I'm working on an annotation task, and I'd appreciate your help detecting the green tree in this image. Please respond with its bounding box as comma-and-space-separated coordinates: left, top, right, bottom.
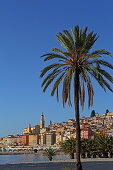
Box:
96, 135, 113, 158
43, 147, 56, 161
81, 138, 90, 158
60, 138, 76, 159
81, 138, 97, 158
40, 26, 113, 170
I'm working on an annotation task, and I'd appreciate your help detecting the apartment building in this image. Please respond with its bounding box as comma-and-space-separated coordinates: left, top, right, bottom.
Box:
45, 133, 56, 146
29, 135, 40, 146
14, 135, 22, 146
21, 135, 29, 146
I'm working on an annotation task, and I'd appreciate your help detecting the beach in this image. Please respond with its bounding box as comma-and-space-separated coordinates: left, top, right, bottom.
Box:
0, 159, 113, 170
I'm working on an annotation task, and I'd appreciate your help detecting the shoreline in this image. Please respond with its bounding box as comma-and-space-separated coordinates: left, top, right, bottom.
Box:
0, 158, 113, 164
0, 150, 44, 155
0, 159, 113, 170
0, 150, 63, 155
0, 152, 35, 155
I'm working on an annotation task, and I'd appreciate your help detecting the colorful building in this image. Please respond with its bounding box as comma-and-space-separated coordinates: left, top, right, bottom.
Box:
29, 135, 40, 146
21, 135, 29, 146
22, 124, 40, 135
14, 135, 22, 146
45, 133, 56, 146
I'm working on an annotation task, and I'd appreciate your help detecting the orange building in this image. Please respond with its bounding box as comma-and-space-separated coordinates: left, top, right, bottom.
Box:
21, 135, 29, 146
81, 125, 93, 139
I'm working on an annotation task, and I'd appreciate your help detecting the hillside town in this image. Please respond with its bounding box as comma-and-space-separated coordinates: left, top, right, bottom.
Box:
0, 110, 113, 150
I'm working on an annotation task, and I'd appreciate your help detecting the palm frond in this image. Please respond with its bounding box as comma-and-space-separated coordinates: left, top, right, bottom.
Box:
40, 64, 64, 77
63, 30, 75, 49
41, 69, 63, 87
44, 53, 67, 62
89, 50, 113, 57
87, 65, 113, 92
51, 72, 65, 97
91, 60, 113, 69
56, 32, 74, 52
62, 68, 73, 107
79, 80, 85, 109
81, 68, 94, 107
98, 68, 113, 83
51, 48, 72, 59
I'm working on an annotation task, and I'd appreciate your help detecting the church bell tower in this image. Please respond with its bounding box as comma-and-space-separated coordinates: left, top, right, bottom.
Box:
40, 112, 45, 129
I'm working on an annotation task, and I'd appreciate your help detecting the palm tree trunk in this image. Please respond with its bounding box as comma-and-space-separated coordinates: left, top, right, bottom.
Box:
74, 71, 82, 170
70, 153, 74, 159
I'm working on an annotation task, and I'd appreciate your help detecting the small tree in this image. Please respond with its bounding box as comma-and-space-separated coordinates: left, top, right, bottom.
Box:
43, 147, 56, 161
60, 138, 76, 159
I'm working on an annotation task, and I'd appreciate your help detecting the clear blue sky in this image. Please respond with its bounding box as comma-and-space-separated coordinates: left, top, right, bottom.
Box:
0, 0, 113, 137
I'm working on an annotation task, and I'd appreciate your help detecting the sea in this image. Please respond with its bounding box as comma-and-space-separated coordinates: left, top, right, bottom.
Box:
0, 153, 69, 164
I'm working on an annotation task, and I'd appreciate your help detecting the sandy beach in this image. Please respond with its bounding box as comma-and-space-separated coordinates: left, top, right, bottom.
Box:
0, 158, 113, 170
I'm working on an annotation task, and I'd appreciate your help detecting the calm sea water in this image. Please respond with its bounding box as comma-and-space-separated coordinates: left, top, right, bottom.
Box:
0, 153, 69, 164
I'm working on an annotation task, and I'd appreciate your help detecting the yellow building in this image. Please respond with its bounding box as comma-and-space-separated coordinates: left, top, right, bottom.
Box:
29, 135, 39, 146
22, 124, 40, 135
2, 137, 7, 146
6, 135, 14, 146
0, 138, 3, 147
106, 112, 113, 117
103, 112, 113, 117
56, 133, 63, 144
40, 127, 50, 134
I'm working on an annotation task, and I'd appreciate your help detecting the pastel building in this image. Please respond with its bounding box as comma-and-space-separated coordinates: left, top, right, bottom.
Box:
81, 126, 93, 139
56, 133, 63, 144
21, 135, 29, 146
0, 138, 3, 147
14, 135, 22, 146
40, 134, 46, 146
23, 124, 40, 135
45, 133, 56, 146
29, 135, 40, 146
2, 137, 7, 146
6, 135, 14, 146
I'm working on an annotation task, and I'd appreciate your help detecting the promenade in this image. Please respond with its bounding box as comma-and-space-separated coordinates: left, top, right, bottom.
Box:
0, 159, 113, 170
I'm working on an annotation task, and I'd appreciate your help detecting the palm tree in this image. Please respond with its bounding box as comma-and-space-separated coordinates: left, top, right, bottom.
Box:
108, 136, 113, 157
81, 138, 99, 158
81, 138, 91, 158
40, 25, 113, 170
90, 139, 98, 158
60, 138, 76, 159
96, 134, 113, 158
43, 147, 56, 161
